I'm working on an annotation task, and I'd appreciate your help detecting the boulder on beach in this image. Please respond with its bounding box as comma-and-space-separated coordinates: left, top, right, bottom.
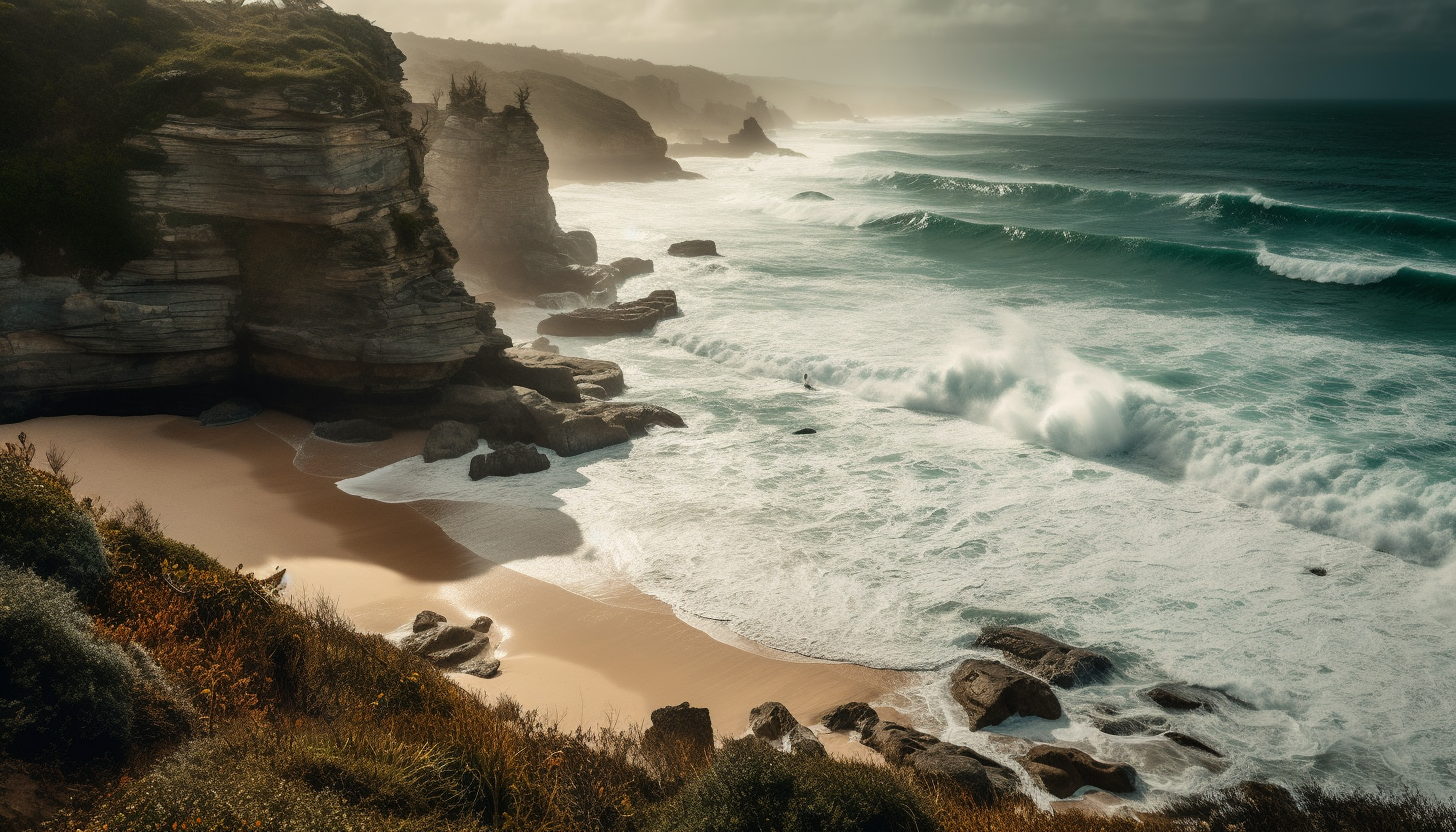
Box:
862, 721, 1015, 801
400, 612, 499, 677
413, 610, 447, 632
973, 626, 1113, 688
748, 701, 825, 756
667, 240, 718, 257
950, 658, 1062, 730
610, 257, 654, 278
1017, 744, 1136, 799
537, 290, 680, 337
643, 702, 715, 764
470, 616, 493, 634
313, 419, 392, 444
198, 398, 263, 427
423, 421, 480, 463
821, 701, 879, 734
470, 442, 551, 479
791, 191, 834, 201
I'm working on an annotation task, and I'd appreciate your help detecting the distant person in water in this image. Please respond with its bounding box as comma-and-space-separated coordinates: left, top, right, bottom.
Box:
803, 373, 815, 391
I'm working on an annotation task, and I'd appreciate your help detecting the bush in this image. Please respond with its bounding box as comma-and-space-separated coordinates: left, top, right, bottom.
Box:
648, 737, 931, 832
0, 566, 137, 763
0, 453, 109, 594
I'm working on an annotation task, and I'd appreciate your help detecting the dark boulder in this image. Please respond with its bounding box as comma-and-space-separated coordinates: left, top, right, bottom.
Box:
313, 419, 392, 443
1163, 732, 1222, 757
821, 702, 879, 733
863, 721, 1014, 802
610, 257, 654, 278
557, 229, 598, 265
1019, 745, 1136, 798
470, 442, 551, 479
423, 420, 480, 463
950, 659, 1062, 730
792, 428, 817, 435
457, 655, 501, 679
667, 240, 718, 257
401, 623, 477, 655
1095, 715, 1169, 736
974, 626, 1113, 688
748, 701, 825, 756
529, 336, 560, 354
1308, 567, 1328, 577
643, 702, 715, 764
198, 398, 263, 427
1144, 683, 1249, 713
537, 290, 679, 337
791, 191, 834, 201
413, 610, 447, 632
905, 745, 996, 802
862, 721, 938, 765
470, 616, 493, 634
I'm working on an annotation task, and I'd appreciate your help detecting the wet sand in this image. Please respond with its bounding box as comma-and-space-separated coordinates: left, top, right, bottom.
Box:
16, 413, 909, 743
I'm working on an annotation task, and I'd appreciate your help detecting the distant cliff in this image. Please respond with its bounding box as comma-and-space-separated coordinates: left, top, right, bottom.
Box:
393, 33, 768, 143
409, 61, 696, 184
0, 2, 502, 421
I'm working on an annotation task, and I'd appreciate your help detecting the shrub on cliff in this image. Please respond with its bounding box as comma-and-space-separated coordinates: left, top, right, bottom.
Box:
0, 566, 139, 763
648, 737, 931, 832
0, 448, 109, 594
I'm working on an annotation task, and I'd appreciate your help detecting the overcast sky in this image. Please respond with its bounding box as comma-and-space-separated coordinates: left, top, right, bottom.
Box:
332, 0, 1456, 98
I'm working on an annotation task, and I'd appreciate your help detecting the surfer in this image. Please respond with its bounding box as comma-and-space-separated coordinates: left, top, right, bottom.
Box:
803, 373, 815, 391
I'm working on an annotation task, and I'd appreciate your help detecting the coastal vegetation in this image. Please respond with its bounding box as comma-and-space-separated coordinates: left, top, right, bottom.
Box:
3, 432, 1455, 830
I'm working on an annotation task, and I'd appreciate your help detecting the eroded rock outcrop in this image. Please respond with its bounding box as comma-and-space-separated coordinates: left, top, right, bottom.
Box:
950, 659, 1062, 730
669, 117, 805, 159
537, 290, 679, 337
1017, 745, 1136, 798
973, 626, 1113, 688
643, 702, 715, 764
401, 610, 499, 678
748, 701, 824, 756
470, 442, 550, 478
2, 70, 498, 421
860, 721, 1016, 801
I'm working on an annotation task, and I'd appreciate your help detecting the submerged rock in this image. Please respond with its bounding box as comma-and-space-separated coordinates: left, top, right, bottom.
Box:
1144, 683, 1249, 713
1164, 731, 1222, 757
950, 659, 1062, 730
469, 442, 551, 478
973, 626, 1112, 688
1309, 567, 1329, 576
1095, 715, 1170, 736
313, 419, 392, 444
791, 191, 833, 201
423, 420, 479, 462
792, 428, 817, 435
667, 240, 718, 257
1018, 745, 1136, 799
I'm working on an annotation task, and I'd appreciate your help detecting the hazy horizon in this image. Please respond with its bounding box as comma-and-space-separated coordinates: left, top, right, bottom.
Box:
330, 0, 1456, 100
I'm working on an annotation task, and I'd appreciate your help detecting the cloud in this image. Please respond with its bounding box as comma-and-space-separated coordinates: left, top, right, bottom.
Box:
332, 0, 1456, 96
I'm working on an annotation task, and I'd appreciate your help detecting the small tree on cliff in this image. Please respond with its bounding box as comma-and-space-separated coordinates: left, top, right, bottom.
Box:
447, 73, 489, 119
512, 84, 532, 114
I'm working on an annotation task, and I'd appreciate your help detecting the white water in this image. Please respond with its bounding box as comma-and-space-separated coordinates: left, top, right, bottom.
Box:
340, 116, 1456, 802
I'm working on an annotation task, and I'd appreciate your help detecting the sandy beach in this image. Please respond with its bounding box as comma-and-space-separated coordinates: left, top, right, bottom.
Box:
13, 412, 908, 751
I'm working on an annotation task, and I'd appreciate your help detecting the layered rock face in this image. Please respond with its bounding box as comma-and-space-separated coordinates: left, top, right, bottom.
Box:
426, 104, 617, 299
2, 80, 497, 420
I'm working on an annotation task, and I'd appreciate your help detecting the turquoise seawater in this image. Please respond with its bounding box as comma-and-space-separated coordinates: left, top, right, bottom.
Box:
344, 102, 1456, 802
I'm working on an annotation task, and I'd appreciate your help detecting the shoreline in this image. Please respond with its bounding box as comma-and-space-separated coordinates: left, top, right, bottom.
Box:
15, 411, 910, 745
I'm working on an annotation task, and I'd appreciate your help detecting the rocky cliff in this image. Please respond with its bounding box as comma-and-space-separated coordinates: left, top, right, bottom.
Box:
1, 11, 504, 422
424, 100, 623, 300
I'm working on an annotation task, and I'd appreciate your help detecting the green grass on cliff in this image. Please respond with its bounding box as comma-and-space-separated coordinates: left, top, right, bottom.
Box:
2, 435, 1455, 832
0, 0, 408, 274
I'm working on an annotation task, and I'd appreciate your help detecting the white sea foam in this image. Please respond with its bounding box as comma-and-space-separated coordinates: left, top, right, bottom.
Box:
1256, 245, 1402, 285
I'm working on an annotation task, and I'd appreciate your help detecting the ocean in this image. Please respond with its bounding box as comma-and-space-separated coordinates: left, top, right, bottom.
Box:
340, 101, 1456, 801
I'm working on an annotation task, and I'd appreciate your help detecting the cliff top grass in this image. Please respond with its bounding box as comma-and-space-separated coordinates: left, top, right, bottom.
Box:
0, 0, 408, 274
